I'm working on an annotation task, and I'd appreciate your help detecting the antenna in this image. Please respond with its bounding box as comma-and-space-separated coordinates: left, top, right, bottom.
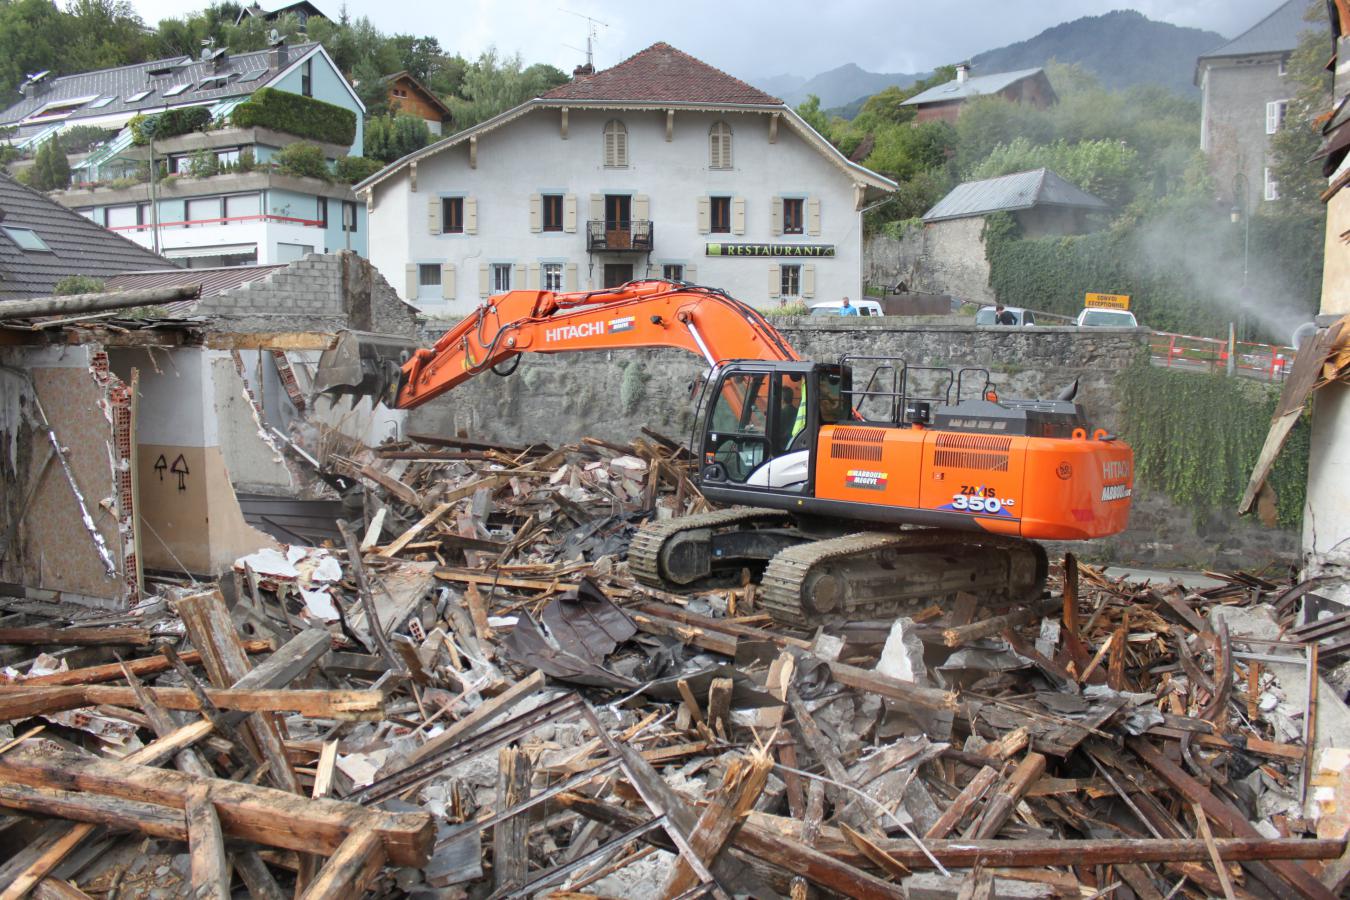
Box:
558, 8, 608, 69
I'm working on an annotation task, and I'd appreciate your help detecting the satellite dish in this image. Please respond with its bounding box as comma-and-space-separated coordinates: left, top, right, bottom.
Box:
1291, 321, 1318, 351
269, 28, 281, 44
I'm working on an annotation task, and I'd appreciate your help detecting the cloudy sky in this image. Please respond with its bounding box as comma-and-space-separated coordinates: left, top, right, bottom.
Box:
123, 0, 1286, 81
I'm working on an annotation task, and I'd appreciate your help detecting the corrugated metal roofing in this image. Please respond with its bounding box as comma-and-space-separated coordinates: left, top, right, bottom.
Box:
901, 67, 1045, 106
0, 43, 320, 141
1199, 0, 1306, 60
0, 174, 176, 302
922, 168, 1108, 223
102, 264, 286, 313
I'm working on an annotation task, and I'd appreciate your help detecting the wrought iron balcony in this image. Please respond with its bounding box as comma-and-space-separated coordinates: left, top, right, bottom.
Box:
586, 219, 653, 253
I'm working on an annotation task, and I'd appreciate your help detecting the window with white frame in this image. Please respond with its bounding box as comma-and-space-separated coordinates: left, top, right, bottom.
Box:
1264, 167, 1280, 201
492, 263, 512, 292
418, 264, 441, 292
781, 265, 802, 297
1278, 58, 1288, 76
603, 119, 628, 168
709, 121, 732, 169
543, 262, 563, 292
1266, 99, 1289, 134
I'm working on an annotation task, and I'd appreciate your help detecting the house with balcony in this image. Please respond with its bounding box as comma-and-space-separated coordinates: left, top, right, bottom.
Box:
0, 39, 368, 268
354, 42, 896, 315
1196, 0, 1307, 206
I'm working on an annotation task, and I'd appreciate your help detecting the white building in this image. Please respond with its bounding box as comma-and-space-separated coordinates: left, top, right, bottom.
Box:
356, 43, 895, 316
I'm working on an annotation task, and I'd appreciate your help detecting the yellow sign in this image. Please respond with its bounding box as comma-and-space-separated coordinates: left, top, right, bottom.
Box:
1085, 292, 1131, 310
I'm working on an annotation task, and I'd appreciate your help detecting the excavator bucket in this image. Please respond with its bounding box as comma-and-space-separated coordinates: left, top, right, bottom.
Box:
313, 330, 416, 408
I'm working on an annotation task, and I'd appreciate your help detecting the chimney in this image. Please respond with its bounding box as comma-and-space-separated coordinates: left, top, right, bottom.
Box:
214, 49, 230, 72
269, 37, 288, 69
955, 63, 970, 84
572, 63, 594, 80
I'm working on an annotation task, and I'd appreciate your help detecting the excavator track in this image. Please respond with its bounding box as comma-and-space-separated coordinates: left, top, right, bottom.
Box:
629, 508, 793, 589
760, 529, 1048, 630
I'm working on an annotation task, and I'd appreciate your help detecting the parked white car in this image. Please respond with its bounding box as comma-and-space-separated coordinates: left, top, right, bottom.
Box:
1076, 308, 1139, 328
809, 299, 884, 316
975, 306, 1037, 326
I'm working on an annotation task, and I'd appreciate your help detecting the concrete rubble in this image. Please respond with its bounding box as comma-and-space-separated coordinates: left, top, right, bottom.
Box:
1, 424, 1350, 899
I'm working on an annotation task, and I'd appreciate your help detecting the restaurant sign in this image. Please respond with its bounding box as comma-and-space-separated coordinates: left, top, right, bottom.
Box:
705, 243, 835, 257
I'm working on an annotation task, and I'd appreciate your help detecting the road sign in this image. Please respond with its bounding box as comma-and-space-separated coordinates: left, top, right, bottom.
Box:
1085, 292, 1131, 310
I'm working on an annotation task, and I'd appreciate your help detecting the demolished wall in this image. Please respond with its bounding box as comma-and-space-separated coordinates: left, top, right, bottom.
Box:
0, 344, 135, 605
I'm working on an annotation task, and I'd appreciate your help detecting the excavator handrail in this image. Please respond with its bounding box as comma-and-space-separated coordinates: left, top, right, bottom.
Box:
393, 280, 800, 409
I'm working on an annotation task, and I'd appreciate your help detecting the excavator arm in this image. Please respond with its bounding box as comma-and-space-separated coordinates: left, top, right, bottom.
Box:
321, 280, 800, 410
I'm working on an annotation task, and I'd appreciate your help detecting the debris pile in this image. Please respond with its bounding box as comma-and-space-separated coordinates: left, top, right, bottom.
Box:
0, 432, 1347, 898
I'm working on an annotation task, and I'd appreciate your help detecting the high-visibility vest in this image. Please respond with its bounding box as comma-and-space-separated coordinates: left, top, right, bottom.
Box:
789, 381, 808, 445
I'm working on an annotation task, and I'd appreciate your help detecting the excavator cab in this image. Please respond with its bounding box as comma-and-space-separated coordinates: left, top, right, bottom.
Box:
696, 361, 847, 493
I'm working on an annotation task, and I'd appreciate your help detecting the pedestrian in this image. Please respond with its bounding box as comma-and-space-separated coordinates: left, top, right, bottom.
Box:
839, 296, 860, 317
994, 304, 1017, 326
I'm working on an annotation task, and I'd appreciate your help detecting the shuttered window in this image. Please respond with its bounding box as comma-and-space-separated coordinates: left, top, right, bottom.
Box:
710, 196, 731, 234
782, 198, 804, 235
543, 263, 564, 291
442, 197, 464, 233
709, 121, 732, 169
603, 119, 628, 167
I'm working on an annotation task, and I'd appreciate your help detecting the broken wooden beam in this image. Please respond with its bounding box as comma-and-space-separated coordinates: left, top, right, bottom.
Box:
9, 642, 273, 687
0, 745, 434, 867
0, 684, 387, 721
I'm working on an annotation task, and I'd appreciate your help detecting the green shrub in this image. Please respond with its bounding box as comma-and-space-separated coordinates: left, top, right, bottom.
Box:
1119, 364, 1307, 529
364, 113, 431, 162
237, 148, 255, 172
53, 276, 104, 295
272, 142, 330, 181
131, 106, 212, 145
58, 125, 117, 155
334, 155, 383, 184
186, 147, 219, 178
231, 88, 357, 146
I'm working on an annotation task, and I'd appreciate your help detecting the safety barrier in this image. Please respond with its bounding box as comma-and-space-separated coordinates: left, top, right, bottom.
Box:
1149, 331, 1293, 382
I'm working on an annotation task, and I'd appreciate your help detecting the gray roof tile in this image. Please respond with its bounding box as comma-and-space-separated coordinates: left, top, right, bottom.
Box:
902, 67, 1046, 106
0, 174, 176, 301
1, 43, 319, 141
1199, 0, 1307, 60
922, 168, 1108, 222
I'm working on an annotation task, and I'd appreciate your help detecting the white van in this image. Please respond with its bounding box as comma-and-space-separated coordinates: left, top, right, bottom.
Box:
808, 299, 884, 317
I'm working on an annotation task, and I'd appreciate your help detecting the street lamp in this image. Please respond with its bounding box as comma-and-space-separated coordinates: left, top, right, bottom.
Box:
1228, 173, 1252, 375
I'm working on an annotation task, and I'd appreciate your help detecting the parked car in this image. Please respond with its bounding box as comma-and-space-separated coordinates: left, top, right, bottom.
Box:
1076, 308, 1138, 328
808, 299, 884, 317
975, 306, 1036, 326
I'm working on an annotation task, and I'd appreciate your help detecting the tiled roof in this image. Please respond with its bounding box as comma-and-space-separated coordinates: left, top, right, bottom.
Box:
1199, 0, 1306, 59
540, 43, 781, 106
923, 168, 1108, 223
0, 174, 176, 301
902, 67, 1046, 106
0, 43, 320, 141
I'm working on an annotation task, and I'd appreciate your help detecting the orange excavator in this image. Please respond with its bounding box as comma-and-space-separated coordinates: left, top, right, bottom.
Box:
317, 279, 1134, 628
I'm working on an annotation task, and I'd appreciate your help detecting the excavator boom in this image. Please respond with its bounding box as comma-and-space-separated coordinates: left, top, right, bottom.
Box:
322, 280, 799, 410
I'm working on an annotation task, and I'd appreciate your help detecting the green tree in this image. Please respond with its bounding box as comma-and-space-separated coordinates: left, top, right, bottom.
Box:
970, 137, 1142, 208
0, 0, 73, 103
795, 94, 831, 135
445, 50, 568, 129
862, 120, 957, 181
29, 136, 71, 190
1269, 3, 1330, 215
364, 113, 431, 162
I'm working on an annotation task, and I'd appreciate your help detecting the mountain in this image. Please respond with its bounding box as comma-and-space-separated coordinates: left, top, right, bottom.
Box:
968, 9, 1222, 97
759, 9, 1224, 113
778, 63, 926, 109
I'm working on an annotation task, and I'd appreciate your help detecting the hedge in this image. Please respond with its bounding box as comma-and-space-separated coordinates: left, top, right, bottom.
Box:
231, 87, 357, 147
984, 204, 1324, 344
1118, 364, 1307, 530
130, 106, 212, 145
334, 155, 383, 184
